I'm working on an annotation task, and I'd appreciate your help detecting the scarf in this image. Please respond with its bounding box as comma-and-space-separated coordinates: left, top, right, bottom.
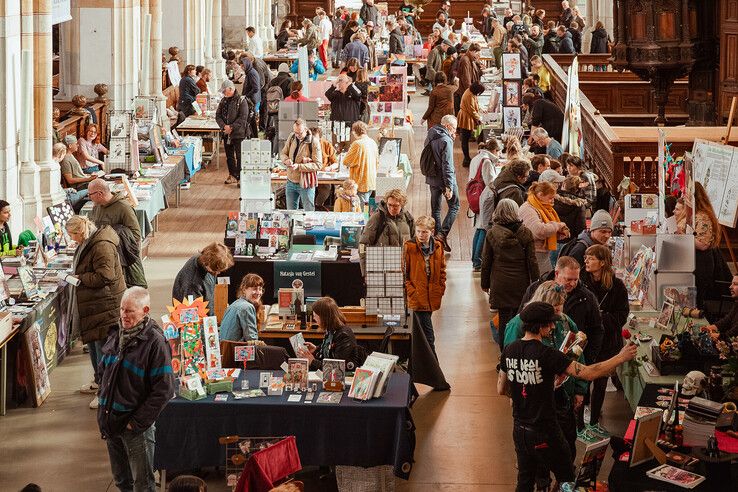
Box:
419, 239, 434, 278
527, 192, 560, 251
120, 317, 147, 350
338, 190, 360, 211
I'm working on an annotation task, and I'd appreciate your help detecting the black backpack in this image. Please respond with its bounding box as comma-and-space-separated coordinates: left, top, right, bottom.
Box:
420, 143, 440, 177
559, 236, 588, 259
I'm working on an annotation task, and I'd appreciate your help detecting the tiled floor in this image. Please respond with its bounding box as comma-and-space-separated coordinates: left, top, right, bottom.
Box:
0, 93, 632, 491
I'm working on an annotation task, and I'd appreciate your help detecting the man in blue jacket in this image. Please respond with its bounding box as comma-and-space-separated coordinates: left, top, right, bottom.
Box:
98, 287, 174, 492
424, 114, 459, 252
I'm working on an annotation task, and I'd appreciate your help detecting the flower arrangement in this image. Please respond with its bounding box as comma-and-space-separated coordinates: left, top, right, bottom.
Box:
715, 336, 738, 401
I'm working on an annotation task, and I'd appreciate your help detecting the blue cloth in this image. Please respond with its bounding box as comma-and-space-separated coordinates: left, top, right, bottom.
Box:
83, 165, 101, 174
285, 180, 316, 211
219, 298, 259, 342
430, 181, 459, 237
290, 59, 326, 81
154, 370, 415, 480
546, 139, 564, 159
342, 40, 370, 67
106, 424, 157, 492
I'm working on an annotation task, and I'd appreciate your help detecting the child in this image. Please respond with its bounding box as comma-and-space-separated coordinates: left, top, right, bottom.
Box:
334, 179, 362, 212
312, 127, 338, 210
404, 216, 447, 380
167, 475, 207, 492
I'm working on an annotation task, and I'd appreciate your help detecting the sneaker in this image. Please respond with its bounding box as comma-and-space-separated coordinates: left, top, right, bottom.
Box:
224, 175, 237, 184
89, 396, 99, 409
80, 382, 99, 394
606, 377, 617, 392
589, 423, 610, 436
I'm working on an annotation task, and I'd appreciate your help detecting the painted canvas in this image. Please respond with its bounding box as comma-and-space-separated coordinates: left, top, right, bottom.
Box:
25, 322, 51, 407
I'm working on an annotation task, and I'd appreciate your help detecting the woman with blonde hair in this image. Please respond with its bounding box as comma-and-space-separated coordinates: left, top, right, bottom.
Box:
220, 274, 265, 342
67, 215, 126, 409
581, 244, 629, 435
504, 279, 588, 469
172, 242, 234, 316
518, 181, 570, 275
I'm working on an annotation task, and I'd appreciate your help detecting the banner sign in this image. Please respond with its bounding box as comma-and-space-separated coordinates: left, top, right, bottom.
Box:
52, 0, 72, 25
273, 261, 321, 297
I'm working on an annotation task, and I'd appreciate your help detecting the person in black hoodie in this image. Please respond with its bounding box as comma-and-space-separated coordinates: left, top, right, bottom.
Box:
216, 80, 251, 184
325, 74, 362, 129
590, 21, 610, 54
240, 55, 261, 135
581, 244, 629, 436
98, 287, 174, 492
520, 255, 604, 365
568, 23, 582, 53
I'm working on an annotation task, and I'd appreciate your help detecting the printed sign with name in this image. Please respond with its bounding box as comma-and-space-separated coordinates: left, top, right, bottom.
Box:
273, 261, 321, 297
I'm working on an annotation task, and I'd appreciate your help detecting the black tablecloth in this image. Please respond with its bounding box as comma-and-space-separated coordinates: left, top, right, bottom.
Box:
154, 370, 416, 479
221, 258, 364, 305
607, 383, 737, 490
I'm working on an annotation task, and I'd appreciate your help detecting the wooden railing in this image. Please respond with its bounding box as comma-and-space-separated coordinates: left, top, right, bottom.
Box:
542, 54, 736, 194
53, 100, 109, 144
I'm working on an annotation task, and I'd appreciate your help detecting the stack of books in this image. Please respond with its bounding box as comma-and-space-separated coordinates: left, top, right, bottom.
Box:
347, 352, 399, 401
682, 397, 722, 447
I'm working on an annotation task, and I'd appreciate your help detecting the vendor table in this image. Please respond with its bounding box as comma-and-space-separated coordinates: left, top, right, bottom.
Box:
607, 383, 736, 490
368, 124, 417, 164
154, 370, 416, 479
176, 116, 221, 170
220, 255, 363, 306
0, 328, 18, 415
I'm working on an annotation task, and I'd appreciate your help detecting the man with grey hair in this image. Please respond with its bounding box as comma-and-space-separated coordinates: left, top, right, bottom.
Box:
532, 127, 564, 158
97, 286, 174, 492
424, 114, 459, 252
88, 178, 146, 288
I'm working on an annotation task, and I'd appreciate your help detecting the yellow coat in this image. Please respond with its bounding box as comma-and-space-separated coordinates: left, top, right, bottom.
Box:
457, 89, 481, 131
343, 135, 378, 193
333, 187, 362, 212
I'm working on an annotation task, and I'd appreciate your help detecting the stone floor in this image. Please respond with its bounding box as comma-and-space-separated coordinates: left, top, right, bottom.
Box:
0, 92, 633, 491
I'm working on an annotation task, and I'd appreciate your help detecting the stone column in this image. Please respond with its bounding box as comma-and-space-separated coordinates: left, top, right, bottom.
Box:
584, 0, 614, 54
19, 0, 41, 227
149, 0, 167, 125
263, 0, 274, 46
183, 0, 203, 65
204, 0, 215, 78
34, 0, 65, 208
212, 0, 225, 90
0, 2, 27, 232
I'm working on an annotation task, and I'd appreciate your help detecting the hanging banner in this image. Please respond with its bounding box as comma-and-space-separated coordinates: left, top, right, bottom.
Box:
561, 57, 583, 159
52, 0, 72, 25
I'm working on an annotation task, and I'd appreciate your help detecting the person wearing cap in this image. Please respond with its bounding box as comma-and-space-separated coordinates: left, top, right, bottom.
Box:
216, 80, 250, 185
558, 208, 613, 268
498, 299, 636, 492
538, 168, 565, 187
531, 127, 563, 159
269, 63, 294, 99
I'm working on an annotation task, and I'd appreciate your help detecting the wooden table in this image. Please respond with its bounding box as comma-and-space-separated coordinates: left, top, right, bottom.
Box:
176, 116, 221, 170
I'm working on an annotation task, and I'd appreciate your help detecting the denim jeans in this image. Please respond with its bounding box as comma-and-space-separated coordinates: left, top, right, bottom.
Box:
106, 424, 157, 492
65, 188, 89, 213
413, 311, 437, 359
83, 165, 101, 174
512, 422, 574, 492
472, 228, 486, 268
430, 182, 460, 237
285, 180, 316, 211
87, 340, 104, 385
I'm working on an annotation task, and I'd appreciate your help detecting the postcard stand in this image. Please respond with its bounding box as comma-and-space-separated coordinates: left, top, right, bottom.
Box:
240, 138, 274, 214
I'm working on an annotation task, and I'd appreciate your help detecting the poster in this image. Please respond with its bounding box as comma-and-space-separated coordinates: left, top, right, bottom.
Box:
52, 0, 72, 25
691, 139, 738, 227
561, 57, 583, 158
273, 262, 321, 297
502, 53, 522, 80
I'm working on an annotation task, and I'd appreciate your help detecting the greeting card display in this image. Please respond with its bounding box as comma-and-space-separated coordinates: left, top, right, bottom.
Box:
502, 106, 522, 130
259, 212, 290, 251
348, 367, 378, 400
166, 297, 211, 378
286, 358, 309, 391
203, 316, 222, 370
503, 80, 521, 106
322, 359, 346, 391
162, 315, 182, 375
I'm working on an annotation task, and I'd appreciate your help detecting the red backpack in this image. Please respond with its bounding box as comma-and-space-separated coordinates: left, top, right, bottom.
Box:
466, 158, 490, 215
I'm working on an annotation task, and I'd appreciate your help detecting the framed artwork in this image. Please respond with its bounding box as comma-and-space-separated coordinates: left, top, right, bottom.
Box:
502, 53, 523, 80
108, 139, 127, 167
25, 322, 51, 407
133, 97, 153, 120
502, 106, 522, 130
46, 202, 75, 228
656, 298, 675, 332
503, 80, 522, 106
108, 112, 129, 139
630, 409, 664, 467
378, 137, 402, 172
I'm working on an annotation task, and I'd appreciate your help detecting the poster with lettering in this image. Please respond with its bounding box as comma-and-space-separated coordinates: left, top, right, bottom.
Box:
273, 261, 321, 297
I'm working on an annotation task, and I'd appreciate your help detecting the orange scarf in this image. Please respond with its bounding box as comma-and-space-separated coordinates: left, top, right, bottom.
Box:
527, 192, 560, 251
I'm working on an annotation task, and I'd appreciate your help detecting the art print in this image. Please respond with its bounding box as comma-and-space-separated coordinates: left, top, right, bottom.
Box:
503, 81, 521, 106
656, 299, 675, 332
378, 137, 402, 172
502, 106, 522, 130
502, 53, 522, 80
203, 316, 221, 369
179, 307, 200, 324
234, 345, 256, 362
287, 358, 308, 391
25, 322, 51, 406
322, 359, 346, 391
259, 371, 271, 388
108, 139, 126, 166
109, 112, 129, 139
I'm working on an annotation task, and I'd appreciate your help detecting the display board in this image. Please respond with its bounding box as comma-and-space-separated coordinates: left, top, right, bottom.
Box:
692, 139, 738, 227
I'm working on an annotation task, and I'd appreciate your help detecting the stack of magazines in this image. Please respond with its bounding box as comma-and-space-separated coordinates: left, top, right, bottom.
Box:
348, 352, 399, 401
682, 397, 722, 447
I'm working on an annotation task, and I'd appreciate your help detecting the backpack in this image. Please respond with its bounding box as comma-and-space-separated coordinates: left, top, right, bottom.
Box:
420, 135, 445, 177
488, 184, 519, 214
558, 236, 588, 259
466, 158, 490, 215
266, 85, 283, 115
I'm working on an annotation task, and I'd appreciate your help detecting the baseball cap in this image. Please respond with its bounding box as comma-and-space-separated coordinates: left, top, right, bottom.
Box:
590, 209, 613, 231
539, 169, 565, 184
520, 302, 560, 326
220, 80, 235, 93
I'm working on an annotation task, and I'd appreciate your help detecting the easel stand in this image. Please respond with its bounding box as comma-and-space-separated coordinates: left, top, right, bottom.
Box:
720, 96, 738, 269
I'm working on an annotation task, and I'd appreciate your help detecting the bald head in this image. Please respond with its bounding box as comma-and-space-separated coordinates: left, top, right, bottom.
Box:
88, 178, 113, 205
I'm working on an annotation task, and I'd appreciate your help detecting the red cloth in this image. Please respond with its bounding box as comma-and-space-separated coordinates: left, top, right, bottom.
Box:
715, 430, 738, 453
235, 436, 302, 492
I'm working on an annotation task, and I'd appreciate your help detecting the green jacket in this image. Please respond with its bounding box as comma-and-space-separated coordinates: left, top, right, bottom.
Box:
504, 313, 588, 400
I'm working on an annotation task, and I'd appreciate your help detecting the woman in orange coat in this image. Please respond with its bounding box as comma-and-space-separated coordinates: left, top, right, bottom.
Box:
404, 215, 447, 359
456, 81, 486, 167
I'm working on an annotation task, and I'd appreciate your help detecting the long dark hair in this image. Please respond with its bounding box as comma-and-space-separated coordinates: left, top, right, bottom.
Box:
312, 297, 346, 332
585, 244, 614, 290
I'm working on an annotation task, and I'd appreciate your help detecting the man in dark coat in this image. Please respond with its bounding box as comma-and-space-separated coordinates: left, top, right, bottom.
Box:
98, 287, 174, 492
424, 115, 459, 252
325, 74, 363, 127
216, 80, 250, 184
520, 256, 604, 365
387, 20, 405, 56
556, 26, 576, 54
559, 0, 574, 27
559, 209, 613, 267
524, 93, 565, 142
568, 23, 582, 53
705, 275, 738, 340
492, 159, 530, 206
359, 0, 379, 26
269, 63, 294, 99
177, 64, 200, 118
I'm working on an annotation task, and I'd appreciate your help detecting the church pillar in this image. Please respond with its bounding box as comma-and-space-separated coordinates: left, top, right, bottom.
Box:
262, 0, 274, 45
211, 0, 225, 90
34, 0, 65, 208
149, 0, 166, 124
183, 0, 204, 66
0, 2, 28, 232
222, 1, 247, 49
19, 0, 41, 227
